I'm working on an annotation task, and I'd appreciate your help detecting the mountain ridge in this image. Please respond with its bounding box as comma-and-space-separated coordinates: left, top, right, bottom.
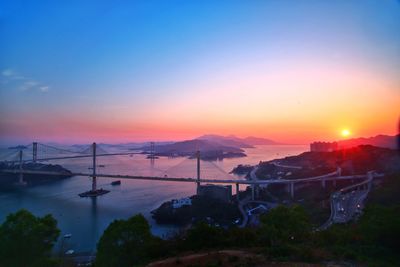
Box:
197, 134, 282, 146
337, 134, 399, 149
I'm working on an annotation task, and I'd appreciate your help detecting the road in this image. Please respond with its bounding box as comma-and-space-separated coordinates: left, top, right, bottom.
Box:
319, 172, 382, 230
331, 190, 367, 223
237, 166, 278, 227
238, 197, 277, 228
271, 161, 302, 170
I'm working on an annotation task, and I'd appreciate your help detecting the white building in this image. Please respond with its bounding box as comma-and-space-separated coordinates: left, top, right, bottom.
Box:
172, 198, 192, 209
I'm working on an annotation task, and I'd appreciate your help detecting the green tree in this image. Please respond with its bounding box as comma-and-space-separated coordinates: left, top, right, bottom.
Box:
0, 209, 60, 267
96, 214, 164, 267
357, 205, 400, 257
185, 223, 225, 250
258, 205, 311, 247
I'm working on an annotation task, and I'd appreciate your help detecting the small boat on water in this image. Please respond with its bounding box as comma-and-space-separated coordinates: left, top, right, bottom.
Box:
111, 180, 121, 186
79, 188, 110, 197
64, 233, 72, 238
65, 249, 74, 255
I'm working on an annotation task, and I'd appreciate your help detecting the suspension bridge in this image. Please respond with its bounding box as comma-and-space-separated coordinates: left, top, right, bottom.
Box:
0, 142, 378, 200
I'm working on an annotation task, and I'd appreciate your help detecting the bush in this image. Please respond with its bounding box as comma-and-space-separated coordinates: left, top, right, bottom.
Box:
0, 209, 60, 267
95, 214, 166, 267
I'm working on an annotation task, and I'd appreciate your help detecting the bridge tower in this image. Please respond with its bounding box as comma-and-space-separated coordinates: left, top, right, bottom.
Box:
92, 142, 97, 191
149, 142, 155, 166
32, 142, 38, 163
150, 142, 155, 157
196, 150, 200, 194
78, 142, 109, 197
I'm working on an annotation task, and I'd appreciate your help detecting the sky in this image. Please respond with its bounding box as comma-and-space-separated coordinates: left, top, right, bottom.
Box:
0, 0, 399, 145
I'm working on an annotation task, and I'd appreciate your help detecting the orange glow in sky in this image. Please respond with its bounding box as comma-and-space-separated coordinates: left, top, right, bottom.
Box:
341, 129, 351, 138
0, 1, 399, 145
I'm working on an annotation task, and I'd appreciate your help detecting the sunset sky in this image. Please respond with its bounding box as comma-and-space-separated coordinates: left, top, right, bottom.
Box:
0, 0, 399, 145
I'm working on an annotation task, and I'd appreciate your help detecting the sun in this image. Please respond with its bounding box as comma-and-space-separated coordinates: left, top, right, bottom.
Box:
341, 129, 351, 137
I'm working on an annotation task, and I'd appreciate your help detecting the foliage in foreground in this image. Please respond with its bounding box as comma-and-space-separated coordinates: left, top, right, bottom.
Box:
95, 214, 167, 267
0, 209, 60, 267
96, 202, 400, 267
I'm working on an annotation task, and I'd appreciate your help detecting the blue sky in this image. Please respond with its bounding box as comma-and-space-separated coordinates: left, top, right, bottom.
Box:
0, 0, 399, 144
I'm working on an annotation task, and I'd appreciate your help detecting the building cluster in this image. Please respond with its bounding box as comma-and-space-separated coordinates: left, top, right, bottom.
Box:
197, 184, 232, 202
310, 141, 338, 152
172, 197, 192, 209
172, 184, 232, 209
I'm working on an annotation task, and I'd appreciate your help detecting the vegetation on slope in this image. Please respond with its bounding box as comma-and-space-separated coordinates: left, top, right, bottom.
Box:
0, 209, 60, 267
94, 172, 400, 266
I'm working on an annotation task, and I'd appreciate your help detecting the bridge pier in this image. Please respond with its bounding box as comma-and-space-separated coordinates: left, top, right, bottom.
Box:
367, 172, 373, 191
337, 167, 342, 176
332, 179, 336, 188
321, 179, 326, 189
236, 183, 239, 201
17, 150, 26, 186
290, 182, 294, 199
251, 185, 255, 201
196, 150, 200, 195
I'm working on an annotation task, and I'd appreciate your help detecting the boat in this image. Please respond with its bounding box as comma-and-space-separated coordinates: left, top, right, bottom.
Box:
65, 249, 74, 255
79, 188, 110, 197
111, 180, 121, 186
63, 233, 72, 238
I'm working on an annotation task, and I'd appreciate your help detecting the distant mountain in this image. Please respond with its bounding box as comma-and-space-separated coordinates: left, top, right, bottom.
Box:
140, 139, 246, 160
197, 134, 254, 148
142, 139, 244, 154
337, 134, 399, 149
242, 136, 282, 145
197, 134, 282, 146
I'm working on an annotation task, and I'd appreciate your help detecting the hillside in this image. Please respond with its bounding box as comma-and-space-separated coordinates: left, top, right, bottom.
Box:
337, 134, 399, 149
267, 145, 400, 176
197, 134, 254, 148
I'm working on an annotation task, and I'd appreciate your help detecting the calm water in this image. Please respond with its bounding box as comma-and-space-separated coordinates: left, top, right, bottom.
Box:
0, 145, 307, 253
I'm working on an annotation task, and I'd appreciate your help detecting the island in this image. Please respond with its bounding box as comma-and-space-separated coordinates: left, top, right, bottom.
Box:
230, 164, 254, 175
140, 139, 247, 160
152, 194, 241, 227
0, 162, 73, 189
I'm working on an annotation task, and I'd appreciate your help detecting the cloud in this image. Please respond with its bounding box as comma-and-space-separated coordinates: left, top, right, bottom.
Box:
20, 80, 38, 91
2, 69, 14, 77
1, 69, 24, 80
39, 86, 50, 93
1, 68, 50, 93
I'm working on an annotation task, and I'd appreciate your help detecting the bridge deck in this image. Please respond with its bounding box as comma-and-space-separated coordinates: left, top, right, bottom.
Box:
0, 169, 369, 185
